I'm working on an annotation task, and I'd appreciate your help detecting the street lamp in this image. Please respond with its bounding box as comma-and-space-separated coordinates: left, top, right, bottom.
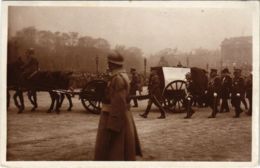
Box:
96, 55, 99, 74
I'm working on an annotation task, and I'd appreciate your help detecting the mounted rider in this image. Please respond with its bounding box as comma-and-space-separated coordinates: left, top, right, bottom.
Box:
21, 48, 39, 80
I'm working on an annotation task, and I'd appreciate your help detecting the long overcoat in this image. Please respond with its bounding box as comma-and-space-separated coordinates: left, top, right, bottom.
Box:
94, 68, 142, 161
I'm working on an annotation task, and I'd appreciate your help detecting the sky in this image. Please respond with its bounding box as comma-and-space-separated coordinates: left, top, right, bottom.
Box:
8, 6, 252, 56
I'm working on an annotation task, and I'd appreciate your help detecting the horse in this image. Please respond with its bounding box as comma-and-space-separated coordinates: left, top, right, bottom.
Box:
23, 70, 74, 113
7, 60, 26, 112
7, 61, 74, 113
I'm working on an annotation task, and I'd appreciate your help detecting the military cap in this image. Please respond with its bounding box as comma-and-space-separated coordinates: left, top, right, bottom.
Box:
221, 68, 230, 74
107, 51, 124, 65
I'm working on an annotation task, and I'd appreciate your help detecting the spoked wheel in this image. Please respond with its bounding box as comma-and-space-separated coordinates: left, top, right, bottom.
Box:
80, 80, 107, 114
163, 80, 187, 112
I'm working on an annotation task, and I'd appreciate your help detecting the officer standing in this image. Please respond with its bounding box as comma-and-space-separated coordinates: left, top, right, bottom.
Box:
129, 68, 141, 107
231, 68, 245, 118
94, 51, 142, 161
245, 73, 252, 116
207, 69, 221, 118
184, 72, 195, 119
140, 69, 166, 119
220, 68, 232, 113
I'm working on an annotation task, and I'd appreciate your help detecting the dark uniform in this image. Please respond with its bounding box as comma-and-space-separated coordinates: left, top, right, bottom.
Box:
21, 48, 39, 80
184, 72, 195, 119
208, 69, 221, 118
220, 68, 232, 113
231, 69, 245, 118
140, 70, 166, 119
129, 68, 141, 107
245, 74, 252, 116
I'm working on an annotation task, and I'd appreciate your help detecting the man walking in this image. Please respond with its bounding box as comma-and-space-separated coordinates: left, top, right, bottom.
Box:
207, 69, 221, 118
231, 68, 245, 118
94, 51, 142, 161
140, 69, 166, 119
129, 68, 141, 107
220, 68, 232, 113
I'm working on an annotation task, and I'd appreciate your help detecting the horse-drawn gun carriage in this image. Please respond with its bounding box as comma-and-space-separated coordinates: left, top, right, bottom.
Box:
78, 66, 208, 114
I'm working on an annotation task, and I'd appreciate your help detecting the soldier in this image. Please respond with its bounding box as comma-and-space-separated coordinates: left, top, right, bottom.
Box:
220, 68, 232, 113
139, 69, 166, 119
241, 75, 249, 111
245, 73, 252, 116
184, 72, 195, 119
207, 69, 221, 118
231, 68, 245, 118
21, 48, 39, 80
94, 51, 142, 161
129, 68, 141, 107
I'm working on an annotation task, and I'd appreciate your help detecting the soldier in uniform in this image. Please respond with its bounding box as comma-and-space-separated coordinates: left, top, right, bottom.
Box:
245, 73, 252, 116
94, 51, 142, 161
129, 68, 141, 107
231, 68, 245, 118
220, 68, 232, 113
207, 69, 221, 118
139, 69, 166, 119
184, 72, 195, 119
21, 48, 39, 80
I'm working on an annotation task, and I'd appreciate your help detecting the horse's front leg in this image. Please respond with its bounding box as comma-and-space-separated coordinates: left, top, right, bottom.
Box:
29, 90, 38, 112
47, 91, 55, 113
15, 90, 24, 113
54, 92, 60, 114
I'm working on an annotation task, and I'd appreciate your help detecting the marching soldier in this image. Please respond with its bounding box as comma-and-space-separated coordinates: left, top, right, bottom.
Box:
129, 68, 141, 107
94, 51, 142, 160
184, 72, 195, 119
231, 68, 245, 118
140, 69, 166, 119
207, 69, 221, 118
220, 68, 232, 113
245, 73, 252, 116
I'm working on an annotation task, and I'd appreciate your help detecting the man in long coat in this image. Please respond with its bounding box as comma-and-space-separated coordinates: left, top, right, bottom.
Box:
245, 73, 252, 116
220, 68, 232, 113
94, 51, 142, 161
231, 68, 245, 118
207, 69, 221, 118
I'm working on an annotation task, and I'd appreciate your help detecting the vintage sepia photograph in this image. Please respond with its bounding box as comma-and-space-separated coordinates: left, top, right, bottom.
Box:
1, 1, 259, 167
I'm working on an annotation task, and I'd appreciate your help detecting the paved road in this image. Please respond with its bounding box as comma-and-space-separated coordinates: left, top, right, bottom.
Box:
7, 91, 252, 161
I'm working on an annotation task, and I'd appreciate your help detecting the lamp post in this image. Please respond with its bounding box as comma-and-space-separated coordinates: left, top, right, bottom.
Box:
96, 55, 99, 74
144, 57, 147, 80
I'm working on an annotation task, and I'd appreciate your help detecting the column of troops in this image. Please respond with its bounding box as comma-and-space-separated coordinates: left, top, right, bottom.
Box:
130, 67, 252, 119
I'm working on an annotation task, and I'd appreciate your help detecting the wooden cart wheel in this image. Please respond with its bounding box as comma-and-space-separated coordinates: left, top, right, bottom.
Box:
163, 80, 187, 112
80, 80, 107, 114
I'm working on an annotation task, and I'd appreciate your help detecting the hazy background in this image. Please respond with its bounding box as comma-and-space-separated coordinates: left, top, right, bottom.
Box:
8, 6, 252, 72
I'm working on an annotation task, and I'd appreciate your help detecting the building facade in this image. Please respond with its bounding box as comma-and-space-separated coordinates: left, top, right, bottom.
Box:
221, 36, 252, 73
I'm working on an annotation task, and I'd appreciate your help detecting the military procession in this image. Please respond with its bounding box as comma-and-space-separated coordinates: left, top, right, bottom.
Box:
8, 47, 252, 120
5, 4, 255, 162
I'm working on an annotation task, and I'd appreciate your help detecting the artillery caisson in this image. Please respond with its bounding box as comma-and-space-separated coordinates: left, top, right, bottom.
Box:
78, 66, 207, 114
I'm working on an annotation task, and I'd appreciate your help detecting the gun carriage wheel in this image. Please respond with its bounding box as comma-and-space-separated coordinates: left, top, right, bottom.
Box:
163, 80, 187, 112
80, 80, 107, 114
